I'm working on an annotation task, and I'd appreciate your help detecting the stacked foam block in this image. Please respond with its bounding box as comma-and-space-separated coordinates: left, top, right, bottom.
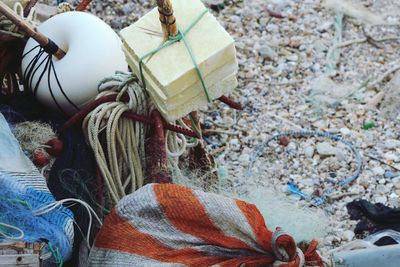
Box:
120, 0, 238, 122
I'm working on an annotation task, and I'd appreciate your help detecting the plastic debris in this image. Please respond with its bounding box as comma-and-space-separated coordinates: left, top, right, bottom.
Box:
362, 121, 376, 130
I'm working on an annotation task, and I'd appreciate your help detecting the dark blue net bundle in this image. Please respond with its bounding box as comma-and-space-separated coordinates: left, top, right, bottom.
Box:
48, 126, 105, 267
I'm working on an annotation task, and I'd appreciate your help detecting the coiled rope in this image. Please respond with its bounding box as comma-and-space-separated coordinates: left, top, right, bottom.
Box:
0, 1, 38, 38
82, 72, 150, 204
166, 119, 199, 180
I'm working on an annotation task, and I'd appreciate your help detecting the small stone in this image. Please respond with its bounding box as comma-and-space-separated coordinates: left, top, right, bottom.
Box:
335, 149, 346, 162
288, 39, 301, 49
287, 54, 299, 61
230, 139, 239, 146
340, 127, 351, 136
389, 193, 399, 208
239, 154, 250, 167
376, 184, 387, 194
316, 142, 337, 156
393, 178, 400, 189
110, 18, 123, 29
358, 176, 370, 189
230, 15, 241, 23
279, 136, 290, 147
318, 21, 333, 32
302, 178, 315, 186
384, 139, 400, 149
313, 40, 328, 53
384, 153, 400, 162
122, 3, 135, 15
372, 167, 385, 176
323, 235, 335, 245
304, 146, 315, 158
229, 138, 241, 151
311, 63, 321, 72
341, 230, 355, 241
258, 45, 277, 60
374, 195, 387, 204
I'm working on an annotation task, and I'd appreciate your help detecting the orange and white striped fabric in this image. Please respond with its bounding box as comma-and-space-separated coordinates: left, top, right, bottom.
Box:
89, 184, 323, 267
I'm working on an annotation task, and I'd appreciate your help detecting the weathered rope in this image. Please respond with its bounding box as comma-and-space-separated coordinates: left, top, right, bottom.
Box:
82, 72, 150, 204
271, 228, 306, 266
139, 9, 211, 102
248, 130, 363, 205
0, 1, 38, 38
166, 119, 199, 181
23, 0, 38, 17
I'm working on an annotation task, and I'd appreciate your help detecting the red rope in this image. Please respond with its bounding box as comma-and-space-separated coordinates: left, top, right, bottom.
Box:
145, 110, 172, 184
23, 0, 39, 17
63, 94, 197, 138
218, 95, 243, 110
75, 0, 92, 11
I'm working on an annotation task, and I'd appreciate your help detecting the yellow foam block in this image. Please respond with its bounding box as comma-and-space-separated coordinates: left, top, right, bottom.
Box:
120, 0, 238, 101
123, 47, 237, 110
157, 72, 238, 122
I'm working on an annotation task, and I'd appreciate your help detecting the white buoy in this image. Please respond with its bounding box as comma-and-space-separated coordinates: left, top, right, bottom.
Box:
21, 11, 128, 115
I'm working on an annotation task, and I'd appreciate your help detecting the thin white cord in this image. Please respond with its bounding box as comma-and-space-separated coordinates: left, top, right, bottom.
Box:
166, 131, 187, 158
33, 198, 102, 248
0, 222, 24, 240
82, 72, 149, 204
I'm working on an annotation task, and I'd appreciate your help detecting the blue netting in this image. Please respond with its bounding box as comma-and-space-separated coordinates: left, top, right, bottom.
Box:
0, 176, 74, 261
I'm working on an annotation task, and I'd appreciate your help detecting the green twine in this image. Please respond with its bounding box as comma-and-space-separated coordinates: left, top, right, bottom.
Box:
48, 242, 63, 267
0, 197, 32, 210
189, 113, 202, 138
139, 9, 211, 103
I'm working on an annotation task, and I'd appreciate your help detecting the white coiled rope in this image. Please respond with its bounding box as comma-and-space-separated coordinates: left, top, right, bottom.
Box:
82, 72, 150, 204
166, 118, 199, 181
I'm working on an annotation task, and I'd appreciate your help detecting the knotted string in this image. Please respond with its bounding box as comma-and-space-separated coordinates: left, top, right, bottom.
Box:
139, 9, 211, 102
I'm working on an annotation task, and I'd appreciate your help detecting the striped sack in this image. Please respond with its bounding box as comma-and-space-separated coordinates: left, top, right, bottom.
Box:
89, 183, 323, 267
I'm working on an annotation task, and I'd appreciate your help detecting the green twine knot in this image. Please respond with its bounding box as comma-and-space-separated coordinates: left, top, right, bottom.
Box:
168, 32, 182, 42
139, 9, 211, 103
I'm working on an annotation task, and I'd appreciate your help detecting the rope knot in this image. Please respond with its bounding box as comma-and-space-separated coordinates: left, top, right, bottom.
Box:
168, 30, 183, 42
272, 228, 297, 262
271, 228, 324, 267
138, 9, 212, 104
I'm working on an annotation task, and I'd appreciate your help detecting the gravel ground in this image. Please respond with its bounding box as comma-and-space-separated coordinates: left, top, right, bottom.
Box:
57, 0, 400, 257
